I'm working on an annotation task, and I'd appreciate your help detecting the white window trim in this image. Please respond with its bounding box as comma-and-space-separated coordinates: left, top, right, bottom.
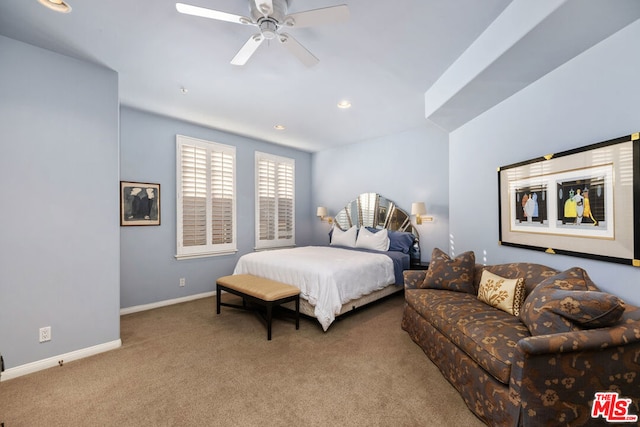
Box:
176, 135, 237, 260
255, 151, 295, 250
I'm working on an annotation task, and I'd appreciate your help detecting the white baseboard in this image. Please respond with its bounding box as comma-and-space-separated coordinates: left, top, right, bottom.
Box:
1, 293, 216, 382
1, 339, 122, 382
119, 291, 215, 315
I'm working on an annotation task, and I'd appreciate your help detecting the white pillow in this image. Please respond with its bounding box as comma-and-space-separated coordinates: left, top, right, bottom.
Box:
355, 227, 390, 251
330, 226, 357, 247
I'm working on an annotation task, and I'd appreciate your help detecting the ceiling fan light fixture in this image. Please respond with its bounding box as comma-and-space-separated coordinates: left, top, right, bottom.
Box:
259, 19, 278, 39
38, 0, 72, 13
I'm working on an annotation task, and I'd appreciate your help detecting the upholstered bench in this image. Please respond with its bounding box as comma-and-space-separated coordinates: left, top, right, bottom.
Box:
216, 274, 300, 340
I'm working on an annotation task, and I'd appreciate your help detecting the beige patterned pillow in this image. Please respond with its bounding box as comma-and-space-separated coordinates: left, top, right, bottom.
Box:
477, 270, 526, 316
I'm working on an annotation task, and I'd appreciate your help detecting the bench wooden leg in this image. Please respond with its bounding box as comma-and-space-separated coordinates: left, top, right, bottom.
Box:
266, 303, 273, 341
295, 296, 300, 330
216, 285, 221, 314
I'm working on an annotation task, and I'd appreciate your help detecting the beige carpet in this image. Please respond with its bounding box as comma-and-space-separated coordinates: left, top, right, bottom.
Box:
0, 293, 484, 426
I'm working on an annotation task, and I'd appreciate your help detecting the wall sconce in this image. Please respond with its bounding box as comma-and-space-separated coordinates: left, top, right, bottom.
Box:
316, 206, 333, 224
411, 202, 433, 225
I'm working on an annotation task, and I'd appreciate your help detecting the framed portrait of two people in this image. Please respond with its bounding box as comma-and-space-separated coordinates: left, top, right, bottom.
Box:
120, 181, 161, 226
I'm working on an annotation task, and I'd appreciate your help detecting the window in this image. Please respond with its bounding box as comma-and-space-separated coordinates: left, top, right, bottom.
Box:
255, 152, 295, 249
176, 135, 236, 259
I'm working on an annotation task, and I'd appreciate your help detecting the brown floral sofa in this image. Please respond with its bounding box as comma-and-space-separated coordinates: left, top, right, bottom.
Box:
401, 249, 640, 426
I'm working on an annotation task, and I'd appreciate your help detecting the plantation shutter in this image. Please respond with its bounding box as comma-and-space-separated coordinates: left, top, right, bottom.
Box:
257, 158, 276, 242
277, 161, 294, 240
176, 135, 236, 259
181, 144, 207, 247
255, 152, 295, 249
211, 151, 234, 245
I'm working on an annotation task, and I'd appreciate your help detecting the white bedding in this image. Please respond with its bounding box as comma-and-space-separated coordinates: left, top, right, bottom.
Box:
233, 246, 395, 331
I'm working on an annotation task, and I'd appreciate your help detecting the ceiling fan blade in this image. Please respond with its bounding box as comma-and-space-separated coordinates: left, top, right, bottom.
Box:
254, 0, 273, 16
176, 3, 252, 25
283, 5, 349, 28
231, 34, 264, 66
278, 33, 319, 67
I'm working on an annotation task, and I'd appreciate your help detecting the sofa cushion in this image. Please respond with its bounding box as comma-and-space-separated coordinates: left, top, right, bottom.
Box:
420, 248, 475, 294
520, 267, 625, 335
406, 288, 530, 384
477, 270, 526, 316
472, 263, 560, 295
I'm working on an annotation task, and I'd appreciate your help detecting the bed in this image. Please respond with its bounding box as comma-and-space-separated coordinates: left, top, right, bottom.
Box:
233, 193, 419, 331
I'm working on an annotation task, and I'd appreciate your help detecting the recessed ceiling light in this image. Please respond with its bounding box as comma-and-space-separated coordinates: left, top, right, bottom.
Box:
180, 87, 188, 94
337, 100, 351, 109
38, 0, 72, 13
274, 125, 286, 130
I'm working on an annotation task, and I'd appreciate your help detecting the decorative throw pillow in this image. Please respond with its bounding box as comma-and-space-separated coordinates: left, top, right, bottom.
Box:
330, 226, 357, 248
477, 270, 526, 316
550, 290, 625, 327
419, 248, 475, 294
520, 267, 626, 336
355, 227, 390, 251
387, 231, 415, 253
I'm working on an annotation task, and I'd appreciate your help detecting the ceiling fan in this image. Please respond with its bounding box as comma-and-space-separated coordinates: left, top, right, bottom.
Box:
176, 0, 349, 67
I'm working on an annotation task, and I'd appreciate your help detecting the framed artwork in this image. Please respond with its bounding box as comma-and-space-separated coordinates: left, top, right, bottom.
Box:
498, 133, 639, 266
120, 181, 161, 226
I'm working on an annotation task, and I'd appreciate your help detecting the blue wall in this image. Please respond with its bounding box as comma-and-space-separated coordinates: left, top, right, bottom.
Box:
449, 20, 640, 306
311, 124, 450, 260
0, 36, 120, 368
119, 107, 313, 309
4, 17, 639, 373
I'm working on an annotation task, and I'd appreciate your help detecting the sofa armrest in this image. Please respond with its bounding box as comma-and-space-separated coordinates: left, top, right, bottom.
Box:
508, 321, 640, 425
517, 321, 640, 355
404, 270, 427, 289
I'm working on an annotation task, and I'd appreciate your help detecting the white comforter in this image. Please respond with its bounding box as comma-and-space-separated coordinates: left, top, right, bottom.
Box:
233, 246, 395, 331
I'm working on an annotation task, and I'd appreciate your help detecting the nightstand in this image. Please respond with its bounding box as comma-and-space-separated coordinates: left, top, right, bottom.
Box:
410, 261, 429, 270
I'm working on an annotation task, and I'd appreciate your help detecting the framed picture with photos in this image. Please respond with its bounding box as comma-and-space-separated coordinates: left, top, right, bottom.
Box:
498, 133, 639, 266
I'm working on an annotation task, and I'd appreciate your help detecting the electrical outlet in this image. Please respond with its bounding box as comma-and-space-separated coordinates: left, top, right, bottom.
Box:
39, 326, 51, 343
179, 277, 186, 287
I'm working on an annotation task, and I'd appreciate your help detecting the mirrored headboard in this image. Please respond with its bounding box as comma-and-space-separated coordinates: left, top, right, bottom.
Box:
333, 193, 417, 238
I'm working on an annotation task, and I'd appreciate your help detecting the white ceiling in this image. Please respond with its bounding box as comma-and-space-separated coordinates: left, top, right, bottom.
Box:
1, 0, 639, 152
